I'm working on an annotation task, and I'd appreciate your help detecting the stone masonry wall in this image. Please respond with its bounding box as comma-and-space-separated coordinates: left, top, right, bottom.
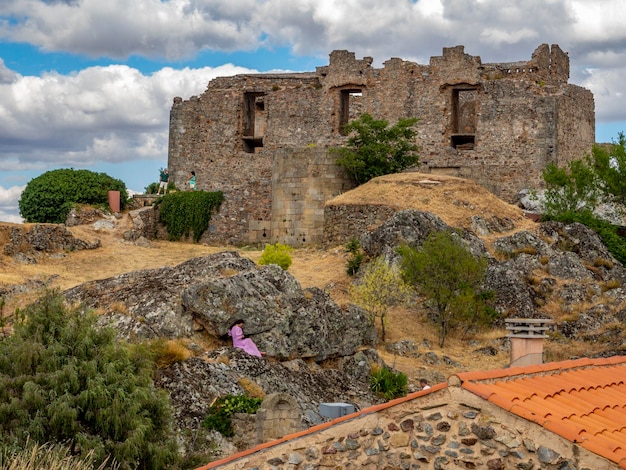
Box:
271, 148, 354, 246
168, 44, 594, 246
203, 382, 613, 470
323, 204, 396, 246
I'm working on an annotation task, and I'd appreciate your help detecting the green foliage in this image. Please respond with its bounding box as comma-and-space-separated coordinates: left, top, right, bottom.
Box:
543, 210, 626, 265
369, 366, 408, 401
590, 132, 626, 207
539, 132, 626, 264
0, 290, 179, 469
257, 243, 293, 270
345, 237, 365, 276
18, 168, 129, 223
157, 190, 224, 242
399, 231, 494, 347
332, 113, 420, 186
202, 395, 262, 437
350, 256, 411, 342
542, 159, 599, 219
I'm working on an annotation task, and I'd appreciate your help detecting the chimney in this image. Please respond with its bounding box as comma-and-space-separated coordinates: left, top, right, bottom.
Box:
505, 318, 552, 367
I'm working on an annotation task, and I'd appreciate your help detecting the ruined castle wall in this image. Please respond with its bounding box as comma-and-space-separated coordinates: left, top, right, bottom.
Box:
323, 204, 397, 246
168, 44, 595, 246
555, 84, 596, 169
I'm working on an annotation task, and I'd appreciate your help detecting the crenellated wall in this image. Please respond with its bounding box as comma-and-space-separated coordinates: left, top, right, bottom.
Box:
168, 44, 594, 246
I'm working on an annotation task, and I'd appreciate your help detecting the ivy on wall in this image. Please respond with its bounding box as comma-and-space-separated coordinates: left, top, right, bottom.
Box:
156, 191, 224, 242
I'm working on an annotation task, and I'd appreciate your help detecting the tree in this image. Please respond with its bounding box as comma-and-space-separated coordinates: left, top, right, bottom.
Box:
350, 256, 411, 342
0, 290, 179, 469
542, 159, 599, 219
18, 168, 129, 223
398, 231, 494, 347
332, 114, 420, 186
539, 133, 626, 265
590, 131, 626, 207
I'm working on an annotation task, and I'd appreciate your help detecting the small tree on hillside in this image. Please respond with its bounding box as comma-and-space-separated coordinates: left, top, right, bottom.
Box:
332, 113, 420, 186
350, 256, 412, 342
542, 159, 599, 219
398, 231, 495, 347
591, 131, 626, 207
0, 290, 179, 469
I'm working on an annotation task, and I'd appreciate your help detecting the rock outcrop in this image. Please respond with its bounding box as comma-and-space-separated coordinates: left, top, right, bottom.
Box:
64, 251, 377, 360
1, 223, 100, 261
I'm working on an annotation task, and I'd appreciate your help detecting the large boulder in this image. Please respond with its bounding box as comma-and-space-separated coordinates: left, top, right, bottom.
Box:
64, 251, 377, 361
360, 209, 491, 261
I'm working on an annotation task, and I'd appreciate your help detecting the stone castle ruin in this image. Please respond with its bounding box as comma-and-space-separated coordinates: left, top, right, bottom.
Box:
167, 44, 594, 246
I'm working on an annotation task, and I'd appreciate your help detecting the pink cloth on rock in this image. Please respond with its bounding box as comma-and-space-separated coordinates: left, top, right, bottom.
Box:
228, 325, 262, 357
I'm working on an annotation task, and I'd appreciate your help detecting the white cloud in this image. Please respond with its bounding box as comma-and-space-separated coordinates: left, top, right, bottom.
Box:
0, 0, 262, 59
0, 62, 256, 170
0, 185, 25, 223
580, 67, 626, 124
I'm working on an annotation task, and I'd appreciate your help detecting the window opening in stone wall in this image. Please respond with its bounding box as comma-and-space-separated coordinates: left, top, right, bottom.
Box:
243, 92, 266, 153
339, 88, 363, 135
451, 88, 477, 150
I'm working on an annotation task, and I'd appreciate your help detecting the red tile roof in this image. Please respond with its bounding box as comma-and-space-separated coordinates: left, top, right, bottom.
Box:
457, 355, 626, 468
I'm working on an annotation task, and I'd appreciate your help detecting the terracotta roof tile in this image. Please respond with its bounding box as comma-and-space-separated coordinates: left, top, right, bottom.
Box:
458, 355, 626, 467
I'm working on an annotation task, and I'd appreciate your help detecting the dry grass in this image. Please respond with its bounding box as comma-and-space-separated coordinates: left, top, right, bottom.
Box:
328, 172, 537, 235
0, 174, 543, 382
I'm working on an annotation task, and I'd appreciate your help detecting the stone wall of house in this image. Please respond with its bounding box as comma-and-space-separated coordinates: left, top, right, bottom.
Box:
168, 44, 595, 246
204, 381, 612, 470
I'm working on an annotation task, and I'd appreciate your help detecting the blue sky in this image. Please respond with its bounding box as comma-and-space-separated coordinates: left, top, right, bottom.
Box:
0, 0, 625, 223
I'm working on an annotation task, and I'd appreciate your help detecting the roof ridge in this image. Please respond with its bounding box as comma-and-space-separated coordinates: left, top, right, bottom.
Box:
456, 355, 626, 384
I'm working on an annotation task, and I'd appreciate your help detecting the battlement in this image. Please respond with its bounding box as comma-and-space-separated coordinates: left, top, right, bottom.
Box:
167, 44, 594, 246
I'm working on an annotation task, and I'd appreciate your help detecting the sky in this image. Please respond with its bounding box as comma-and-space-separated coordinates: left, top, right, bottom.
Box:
0, 0, 625, 223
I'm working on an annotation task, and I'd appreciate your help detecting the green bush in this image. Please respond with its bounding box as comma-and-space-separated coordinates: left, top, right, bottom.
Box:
18, 168, 129, 223
156, 190, 224, 242
345, 237, 365, 276
369, 366, 408, 401
202, 395, 262, 437
332, 113, 420, 186
257, 243, 293, 270
0, 290, 179, 469
543, 210, 626, 265
398, 231, 494, 347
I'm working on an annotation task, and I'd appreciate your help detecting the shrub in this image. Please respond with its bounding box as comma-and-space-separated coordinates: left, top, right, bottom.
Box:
202, 395, 263, 437
345, 237, 365, 276
257, 243, 293, 270
399, 231, 495, 347
350, 256, 411, 342
332, 113, 420, 186
0, 290, 179, 469
369, 366, 408, 401
18, 168, 129, 223
157, 190, 224, 242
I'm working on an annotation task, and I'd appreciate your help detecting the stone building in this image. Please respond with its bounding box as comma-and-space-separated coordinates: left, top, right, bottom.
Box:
196, 356, 626, 470
167, 44, 594, 246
